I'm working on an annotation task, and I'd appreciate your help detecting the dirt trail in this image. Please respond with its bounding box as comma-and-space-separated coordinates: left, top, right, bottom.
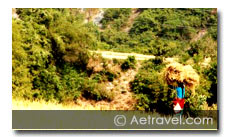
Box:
90, 50, 178, 63
76, 63, 141, 110
90, 50, 155, 60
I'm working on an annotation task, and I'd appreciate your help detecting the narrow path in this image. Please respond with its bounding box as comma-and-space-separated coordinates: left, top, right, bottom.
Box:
90, 50, 155, 60
90, 50, 178, 63
76, 62, 141, 110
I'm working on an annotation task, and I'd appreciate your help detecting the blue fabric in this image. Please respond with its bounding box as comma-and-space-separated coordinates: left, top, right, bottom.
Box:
176, 87, 185, 98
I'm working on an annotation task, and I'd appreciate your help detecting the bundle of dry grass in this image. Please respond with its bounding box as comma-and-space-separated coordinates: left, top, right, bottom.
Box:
183, 65, 200, 94
164, 62, 185, 87
164, 62, 199, 93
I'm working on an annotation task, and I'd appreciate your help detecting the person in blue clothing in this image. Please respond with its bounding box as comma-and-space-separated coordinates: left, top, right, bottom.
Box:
173, 82, 185, 114
176, 82, 185, 99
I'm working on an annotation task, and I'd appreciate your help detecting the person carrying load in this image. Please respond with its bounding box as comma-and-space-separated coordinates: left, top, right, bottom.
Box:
164, 62, 199, 114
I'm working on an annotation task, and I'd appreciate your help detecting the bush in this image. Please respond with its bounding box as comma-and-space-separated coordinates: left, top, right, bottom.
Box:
101, 8, 131, 30
92, 69, 118, 82
32, 64, 84, 102
82, 80, 114, 101
32, 65, 63, 101
204, 62, 217, 105
112, 58, 123, 65
12, 19, 33, 99
62, 44, 90, 69
148, 39, 182, 57
121, 56, 136, 71
131, 60, 174, 114
12, 16, 52, 99
129, 9, 160, 35
49, 10, 97, 69
100, 29, 130, 48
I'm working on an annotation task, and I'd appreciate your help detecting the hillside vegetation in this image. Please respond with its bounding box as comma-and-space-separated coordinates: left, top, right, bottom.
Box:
12, 8, 217, 113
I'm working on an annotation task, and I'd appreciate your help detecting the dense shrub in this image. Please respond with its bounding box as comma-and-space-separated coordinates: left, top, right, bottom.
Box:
100, 29, 130, 49
148, 39, 183, 57
82, 80, 114, 101
12, 19, 33, 99
121, 56, 137, 71
204, 62, 217, 105
92, 70, 119, 82
131, 59, 174, 114
101, 8, 132, 30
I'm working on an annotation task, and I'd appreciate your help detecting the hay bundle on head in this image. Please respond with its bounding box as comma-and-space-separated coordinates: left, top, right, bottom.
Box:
164, 62, 199, 94
164, 62, 185, 87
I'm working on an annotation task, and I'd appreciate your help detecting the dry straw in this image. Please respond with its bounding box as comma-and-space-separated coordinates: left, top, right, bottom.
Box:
164, 62, 199, 94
